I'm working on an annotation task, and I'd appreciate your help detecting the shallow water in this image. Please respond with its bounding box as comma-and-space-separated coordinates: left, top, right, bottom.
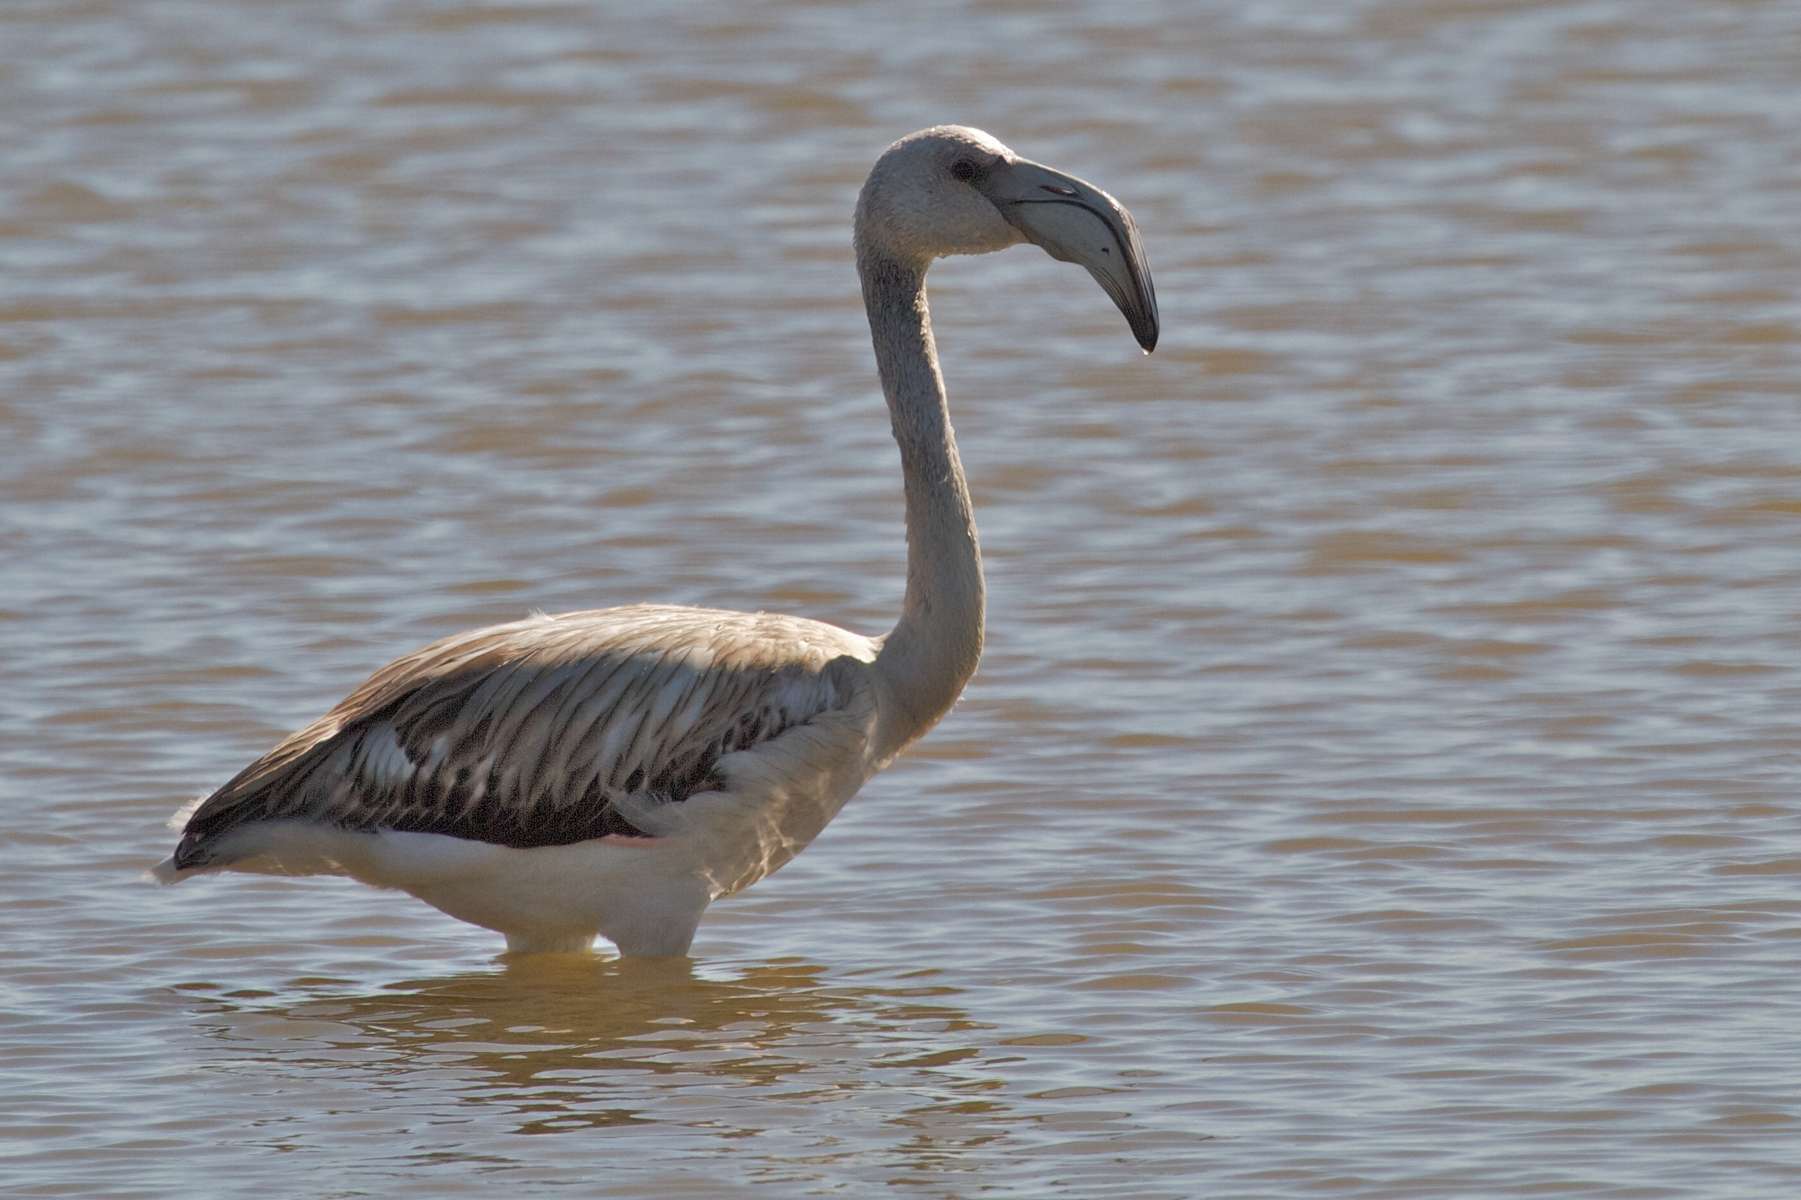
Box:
5, 1, 1801, 1196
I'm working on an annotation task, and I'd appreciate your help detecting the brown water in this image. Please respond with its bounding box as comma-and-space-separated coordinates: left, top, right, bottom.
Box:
5, 1, 1800, 1196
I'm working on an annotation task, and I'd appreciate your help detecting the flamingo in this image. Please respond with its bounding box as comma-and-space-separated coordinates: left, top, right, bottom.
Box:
154, 126, 1158, 956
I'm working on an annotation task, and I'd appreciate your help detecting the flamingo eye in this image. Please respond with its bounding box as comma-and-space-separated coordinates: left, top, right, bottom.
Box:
950, 159, 978, 182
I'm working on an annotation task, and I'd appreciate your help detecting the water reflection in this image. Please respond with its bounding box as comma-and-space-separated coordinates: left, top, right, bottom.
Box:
184, 955, 998, 1144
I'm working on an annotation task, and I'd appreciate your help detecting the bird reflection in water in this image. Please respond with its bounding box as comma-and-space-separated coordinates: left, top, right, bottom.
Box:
180, 955, 1000, 1144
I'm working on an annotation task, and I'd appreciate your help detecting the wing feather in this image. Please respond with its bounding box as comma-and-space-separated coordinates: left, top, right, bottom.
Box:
172, 605, 876, 868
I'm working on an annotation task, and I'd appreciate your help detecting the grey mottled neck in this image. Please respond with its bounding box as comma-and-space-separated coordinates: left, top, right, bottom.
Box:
857, 247, 985, 756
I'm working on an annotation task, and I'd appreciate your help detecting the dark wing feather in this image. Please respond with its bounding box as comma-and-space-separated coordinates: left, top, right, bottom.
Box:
172, 605, 873, 868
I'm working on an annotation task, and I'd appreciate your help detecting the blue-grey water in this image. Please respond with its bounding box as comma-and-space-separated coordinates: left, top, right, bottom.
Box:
4, 1, 1800, 1196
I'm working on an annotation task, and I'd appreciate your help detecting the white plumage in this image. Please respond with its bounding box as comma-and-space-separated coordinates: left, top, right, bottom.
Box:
154, 126, 1157, 957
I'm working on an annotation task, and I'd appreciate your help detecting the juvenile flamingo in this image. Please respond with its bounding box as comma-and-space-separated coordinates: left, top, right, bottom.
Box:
154, 126, 1158, 956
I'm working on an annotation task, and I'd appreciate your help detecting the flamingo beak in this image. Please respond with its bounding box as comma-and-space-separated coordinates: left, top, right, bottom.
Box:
978, 158, 1160, 353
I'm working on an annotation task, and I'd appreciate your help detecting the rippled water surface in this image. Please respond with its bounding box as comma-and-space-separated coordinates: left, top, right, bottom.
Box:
5, 1, 1801, 1196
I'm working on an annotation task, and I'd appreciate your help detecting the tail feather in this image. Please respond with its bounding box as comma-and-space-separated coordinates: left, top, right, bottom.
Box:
149, 794, 211, 883
166, 793, 207, 832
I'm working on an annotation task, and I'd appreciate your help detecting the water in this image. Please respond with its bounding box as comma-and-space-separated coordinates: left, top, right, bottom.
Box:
5, 1, 1800, 1195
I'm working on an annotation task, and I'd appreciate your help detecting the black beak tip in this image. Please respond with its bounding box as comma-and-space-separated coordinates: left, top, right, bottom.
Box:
1135, 318, 1159, 353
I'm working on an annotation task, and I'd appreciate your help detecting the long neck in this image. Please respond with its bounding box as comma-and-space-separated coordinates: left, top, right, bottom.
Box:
858, 248, 985, 758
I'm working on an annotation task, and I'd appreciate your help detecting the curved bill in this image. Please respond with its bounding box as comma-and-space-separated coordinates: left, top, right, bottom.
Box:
977, 158, 1160, 352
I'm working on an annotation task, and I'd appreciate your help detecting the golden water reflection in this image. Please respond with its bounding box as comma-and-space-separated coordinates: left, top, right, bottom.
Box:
185, 955, 1003, 1150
